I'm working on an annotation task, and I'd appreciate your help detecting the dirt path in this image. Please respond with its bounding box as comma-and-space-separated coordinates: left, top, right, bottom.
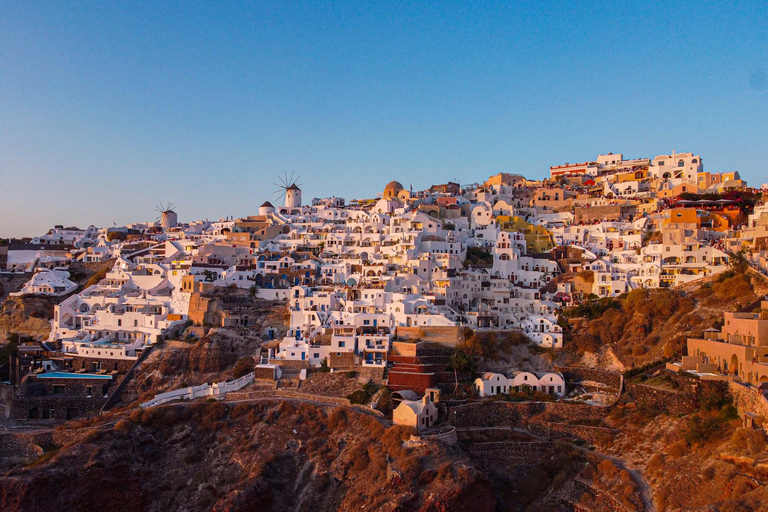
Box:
568, 442, 656, 512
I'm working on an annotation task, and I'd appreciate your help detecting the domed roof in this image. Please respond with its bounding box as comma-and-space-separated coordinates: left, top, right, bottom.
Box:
384, 180, 404, 191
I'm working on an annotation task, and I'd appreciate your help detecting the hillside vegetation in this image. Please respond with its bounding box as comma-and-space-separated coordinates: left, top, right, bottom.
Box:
559, 270, 768, 370
0, 401, 495, 512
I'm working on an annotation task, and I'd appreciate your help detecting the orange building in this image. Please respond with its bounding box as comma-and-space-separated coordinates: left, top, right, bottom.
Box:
660, 208, 729, 232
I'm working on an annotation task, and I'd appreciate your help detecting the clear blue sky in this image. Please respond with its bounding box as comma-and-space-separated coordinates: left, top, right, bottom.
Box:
1, 1, 766, 237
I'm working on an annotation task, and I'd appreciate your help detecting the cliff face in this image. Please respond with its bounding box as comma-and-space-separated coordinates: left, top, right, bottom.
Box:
0, 400, 496, 512
0, 296, 55, 342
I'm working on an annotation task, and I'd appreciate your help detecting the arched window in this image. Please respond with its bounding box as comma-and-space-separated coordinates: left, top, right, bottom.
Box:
678, 160, 684, 167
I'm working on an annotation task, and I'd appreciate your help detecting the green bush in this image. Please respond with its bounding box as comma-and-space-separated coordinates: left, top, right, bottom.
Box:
347, 390, 369, 404
363, 382, 377, 396
564, 298, 621, 319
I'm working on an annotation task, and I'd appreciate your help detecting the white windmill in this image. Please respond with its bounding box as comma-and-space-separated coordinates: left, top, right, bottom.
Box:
274, 171, 302, 208
155, 202, 178, 229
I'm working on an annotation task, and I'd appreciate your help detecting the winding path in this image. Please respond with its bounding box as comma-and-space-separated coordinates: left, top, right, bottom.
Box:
456, 425, 657, 512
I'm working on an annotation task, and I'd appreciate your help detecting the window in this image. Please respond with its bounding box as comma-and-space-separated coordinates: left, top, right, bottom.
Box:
117, 319, 122, 326
53, 385, 65, 394
86, 386, 93, 397
338, 341, 345, 348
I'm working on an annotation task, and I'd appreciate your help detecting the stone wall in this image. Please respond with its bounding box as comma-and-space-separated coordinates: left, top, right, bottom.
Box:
10, 395, 107, 421
391, 341, 422, 357
464, 441, 555, 459
0, 433, 43, 466
252, 367, 278, 380
223, 389, 384, 417
69, 356, 134, 373
623, 383, 700, 416
358, 365, 385, 384
728, 381, 768, 432
574, 205, 623, 223
226, 390, 277, 400
557, 366, 623, 393
20, 376, 112, 398
187, 293, 215, 326
529, 422, 616, 444
409, 426, 457, 446
329, 352, 357, 368
269, 359, 309, 370
449, 401, 607, 428
395, 326, 464, 345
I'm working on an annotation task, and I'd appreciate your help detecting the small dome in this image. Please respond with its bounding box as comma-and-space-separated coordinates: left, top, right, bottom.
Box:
384, 180, 404, 191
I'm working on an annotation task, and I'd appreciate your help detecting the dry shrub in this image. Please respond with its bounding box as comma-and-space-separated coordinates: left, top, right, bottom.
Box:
436, 462, 454, 482
357, 415, 385, 438
655, 487, 671, 510
646, 453, 664, 475
666, 440, 688, 458
399, 454, 422, 481
141, 406, 180, 428
195, 402, 228, 431
718, 502, 756, 512
619, 469, 633, 484
418, 468, 437, 485
129, 409, 143, 423
597, 458, 618, 478
113, 419, 133, 434
327, 407, 349, 430
348, 443, 370, 472
729, 427, 768, 456
232, 356, 254, 378
381, 425, 415, 458
231, 402, 253, 419
731, 478, 755, 498
712, 274, 754, 303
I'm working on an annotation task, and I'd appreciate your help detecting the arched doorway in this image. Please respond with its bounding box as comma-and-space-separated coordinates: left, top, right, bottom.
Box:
730, 354, 739, 376
28, 407, 39, 420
